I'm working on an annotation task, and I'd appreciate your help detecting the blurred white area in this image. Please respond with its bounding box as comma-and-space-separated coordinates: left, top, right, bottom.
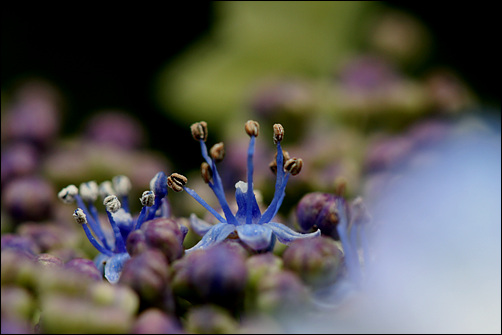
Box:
285, 113, 501, 334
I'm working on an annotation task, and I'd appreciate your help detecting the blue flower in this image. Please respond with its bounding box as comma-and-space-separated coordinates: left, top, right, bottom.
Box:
58, 172, 171, 283
167, 121, 320, 253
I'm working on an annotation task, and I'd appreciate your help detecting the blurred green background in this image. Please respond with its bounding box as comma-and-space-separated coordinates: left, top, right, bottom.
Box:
2, 1, 499, 176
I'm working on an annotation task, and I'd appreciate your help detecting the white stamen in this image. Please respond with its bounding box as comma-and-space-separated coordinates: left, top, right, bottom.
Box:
79, 181, 99, 202
112, 175, 132, 196
103, 195, 121, 213
58, 185, 79, 204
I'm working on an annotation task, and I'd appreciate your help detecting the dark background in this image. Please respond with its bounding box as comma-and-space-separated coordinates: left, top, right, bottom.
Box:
2, 3, 499, 171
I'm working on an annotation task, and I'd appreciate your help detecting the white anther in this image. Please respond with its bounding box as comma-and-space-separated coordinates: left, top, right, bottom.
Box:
99, 181, 115, 199
112, 175, 132, 197
140, 190, 155, 207
103, 195, 121, 213
58, 185, 79, 204
79, 181, 99, 202
73, 208, 87, 224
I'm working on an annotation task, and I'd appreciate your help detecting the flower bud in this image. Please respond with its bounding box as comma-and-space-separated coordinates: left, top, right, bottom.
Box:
282, 236, 343, 287
118, 249, 172, 310
172, 244, 248, 310
296, 192, 348, 240
185, 304, 239, 334
132, 308, 184, 334
65, 258, 103, 282
254, 270, 308, 315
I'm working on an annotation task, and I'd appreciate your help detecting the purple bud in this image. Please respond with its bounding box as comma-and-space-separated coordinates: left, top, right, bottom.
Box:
37, 253, 63, 268
132, 308, 184, 334
283, 236, 343, 287
128, 218, 186, 263
83, 111, 146, 150
254, 270, 308, 315
2, 176, 56, 222
172, 244, 248, 310
118, 249, 173, 311
1, 233, 40, 256
185, 304, 238, 334
65, 258, 103, 282
1, 143, 39, 188
296, 192, 348, 240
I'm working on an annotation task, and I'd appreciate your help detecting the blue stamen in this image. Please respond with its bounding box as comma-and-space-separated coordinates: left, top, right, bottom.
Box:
199, 139, 239, 225
106, 210, 127, 253
81, 223, 113, 256
246, 135, 261, 224
259, 142, 287, 224
183, 186, 227, 223
74, 194, 111, 250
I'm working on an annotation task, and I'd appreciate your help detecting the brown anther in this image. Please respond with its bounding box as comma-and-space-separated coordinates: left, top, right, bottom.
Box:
209, 142, 225, 162
269, 160, 278, 175
245, 120, 260, 137
167, 173, 188, 192
273, 123, 284, 144
269, 149, 291, 175
200, 162, 212, 183
284, 157, 303, 176
190, 121, 208, 142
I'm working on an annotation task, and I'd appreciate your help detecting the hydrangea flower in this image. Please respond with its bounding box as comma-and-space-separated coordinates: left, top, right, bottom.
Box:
167, 120, 320, 253
58, 172, 171, 283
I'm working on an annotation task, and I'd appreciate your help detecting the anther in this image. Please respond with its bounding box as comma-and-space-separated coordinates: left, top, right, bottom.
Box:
79, 181, 99, 202
273, 123, 284, 144
167, 173, 187, 192
73, 208, 87, 225
269, 150, 290, 175
99, 181, 115, 199
58, 185, 79, 204
103, 195, 121, 213
112, 175, 132, 196
201, 162, 212, 183
284, 157, 303, 175
140, 190, 155, 207
191, 121, 208, 142
245, 120, 260, 137
210, 142, 225, 162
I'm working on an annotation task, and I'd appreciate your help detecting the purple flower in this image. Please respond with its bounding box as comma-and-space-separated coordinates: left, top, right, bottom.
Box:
168, 121, 320, 253
58, 172, 176, 283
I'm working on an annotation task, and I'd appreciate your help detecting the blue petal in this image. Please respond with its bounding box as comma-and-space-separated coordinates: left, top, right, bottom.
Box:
264, 221, 321, 244
190, 213, 214, 236
236, 224, 273, 251
94, 253, 110, 276
104, 252, 131, 284
185, 222, 236, 254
